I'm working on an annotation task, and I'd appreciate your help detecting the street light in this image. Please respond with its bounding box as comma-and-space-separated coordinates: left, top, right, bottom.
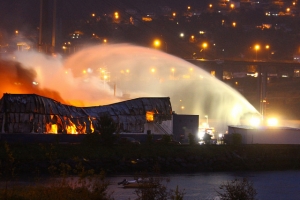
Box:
153, 39, 161, 48
204, 115, 209, 127
265, 45, 270, 59
153, 39, 167, 52
202, 42, 208, 58
255, 44, 260, 60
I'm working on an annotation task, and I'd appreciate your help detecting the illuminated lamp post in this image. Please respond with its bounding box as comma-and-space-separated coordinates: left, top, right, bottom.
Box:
265, 45, 270, 59
255, 44, 260, 60
114, 12, 119, 19
153, 39, 161, 49
202, 42, 208, 58
153, 39, 167, 52
205, 115, 209, 128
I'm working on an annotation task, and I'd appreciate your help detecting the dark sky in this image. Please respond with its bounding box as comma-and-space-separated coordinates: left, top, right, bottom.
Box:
0, 0, 211, 34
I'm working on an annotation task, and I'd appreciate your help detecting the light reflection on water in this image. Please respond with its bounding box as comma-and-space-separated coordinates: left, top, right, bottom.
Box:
107, 171, 300, 200
2, 171, 300, 199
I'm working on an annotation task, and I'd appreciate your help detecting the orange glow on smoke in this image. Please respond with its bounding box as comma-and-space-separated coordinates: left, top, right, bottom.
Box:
0, 60, 67, 104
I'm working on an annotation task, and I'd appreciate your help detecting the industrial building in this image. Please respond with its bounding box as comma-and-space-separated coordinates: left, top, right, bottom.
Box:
228, 125, 300, 144
0, 93, 172, 134
0, 93, 200, 143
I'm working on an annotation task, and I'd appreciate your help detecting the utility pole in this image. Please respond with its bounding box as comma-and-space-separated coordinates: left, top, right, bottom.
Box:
39, 0, 57, 53
39, 0, 43, 52
51, 0, 56, 53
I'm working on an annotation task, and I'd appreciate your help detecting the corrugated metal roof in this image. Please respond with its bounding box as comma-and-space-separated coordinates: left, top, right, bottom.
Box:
0, 93, 172, 134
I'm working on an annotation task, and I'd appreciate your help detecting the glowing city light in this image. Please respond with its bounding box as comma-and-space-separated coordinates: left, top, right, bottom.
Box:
267, 118, 278, 126
153, 39, 161, 48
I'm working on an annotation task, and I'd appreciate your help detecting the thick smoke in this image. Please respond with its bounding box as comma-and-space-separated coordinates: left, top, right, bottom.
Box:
6, 50, 120, 106
1, 44, 259, 131
63, 44, 259, 131
0, 59, 66, 103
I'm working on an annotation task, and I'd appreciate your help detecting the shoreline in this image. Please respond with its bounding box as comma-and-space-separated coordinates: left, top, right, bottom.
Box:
1, 143, 300, 177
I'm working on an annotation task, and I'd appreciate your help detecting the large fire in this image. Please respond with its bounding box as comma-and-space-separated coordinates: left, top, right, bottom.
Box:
0, 60, 97, 134
0, 60, 67, 104
42, 115, 95, 134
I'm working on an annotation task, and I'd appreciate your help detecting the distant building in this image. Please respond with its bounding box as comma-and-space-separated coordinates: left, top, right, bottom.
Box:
228, 125, 300, 144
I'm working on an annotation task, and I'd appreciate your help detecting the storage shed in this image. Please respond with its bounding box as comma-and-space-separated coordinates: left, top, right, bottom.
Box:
228, 125, 300, 144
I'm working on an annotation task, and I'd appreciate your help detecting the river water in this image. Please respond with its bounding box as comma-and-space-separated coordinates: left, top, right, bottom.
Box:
107, 170, 300, 200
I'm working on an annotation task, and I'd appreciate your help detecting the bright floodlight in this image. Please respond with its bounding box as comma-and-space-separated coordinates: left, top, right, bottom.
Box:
198, 129, 205, 139
249, 117, 261, 127
267, 118, 278, 126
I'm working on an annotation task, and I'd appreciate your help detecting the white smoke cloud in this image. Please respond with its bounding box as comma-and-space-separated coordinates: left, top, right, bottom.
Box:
10, 43, 259, 131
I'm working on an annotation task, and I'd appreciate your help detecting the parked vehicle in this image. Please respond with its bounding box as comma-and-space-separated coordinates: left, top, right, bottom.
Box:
117, 137, 141, 145
117, 178, 157, 188
154, 138, 181, 145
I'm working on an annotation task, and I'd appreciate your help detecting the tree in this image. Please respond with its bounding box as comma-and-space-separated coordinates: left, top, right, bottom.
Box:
161, 134, 172, 144
134, 174, 185, 200
217, 178, 257, 200
188, 133, 197, 145
203, 133, 212, 145
96, 114, 118, 146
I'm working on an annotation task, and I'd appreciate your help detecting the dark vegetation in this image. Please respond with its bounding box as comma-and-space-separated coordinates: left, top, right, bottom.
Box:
217, 178, 257, 200
1, 116, 300, 177
1, 142, 300, 177
0, 115, 297, 199
0, 133, 297, 200
0, 140, 297, 199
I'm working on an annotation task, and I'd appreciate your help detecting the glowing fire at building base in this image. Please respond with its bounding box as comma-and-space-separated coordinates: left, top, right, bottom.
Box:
0, 93, 172, 135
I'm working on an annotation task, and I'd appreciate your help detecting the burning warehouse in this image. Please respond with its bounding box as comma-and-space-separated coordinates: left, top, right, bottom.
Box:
0, 93, 172, 135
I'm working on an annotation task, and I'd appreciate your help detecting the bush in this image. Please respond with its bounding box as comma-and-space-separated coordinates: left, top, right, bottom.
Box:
188, 133, 197, 145
146, 133, 153, 145
161, 134, 172, 144
217, 178, 257, 200
95, 114, 118, 146
203, 133, 212, 145
0, 173, 114, 200
133, 173, 185, 200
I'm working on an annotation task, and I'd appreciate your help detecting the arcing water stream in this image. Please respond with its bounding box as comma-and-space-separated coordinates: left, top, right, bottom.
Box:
4, 43, 259, 132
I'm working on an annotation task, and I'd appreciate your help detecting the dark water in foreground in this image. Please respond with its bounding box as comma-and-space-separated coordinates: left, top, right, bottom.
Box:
107, 171, 300, 200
